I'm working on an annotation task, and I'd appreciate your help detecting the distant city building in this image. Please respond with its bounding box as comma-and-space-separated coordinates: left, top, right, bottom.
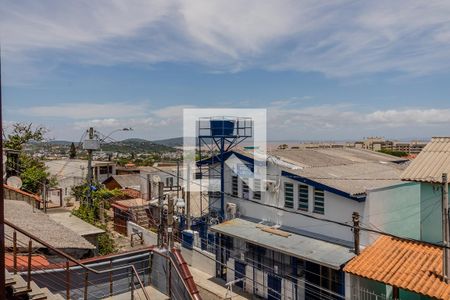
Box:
354, 137, 427, 154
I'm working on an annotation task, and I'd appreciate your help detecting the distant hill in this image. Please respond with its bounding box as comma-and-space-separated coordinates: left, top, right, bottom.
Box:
47, 140, 73, 146
100, 138, 176, 153
28, 138, 176, 154
152, 137, 183, 147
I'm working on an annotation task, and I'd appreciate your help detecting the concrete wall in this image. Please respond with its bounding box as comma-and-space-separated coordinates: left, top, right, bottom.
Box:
127, 222, 158, 245
181, 245, 216, 276
364, 182, 421, 244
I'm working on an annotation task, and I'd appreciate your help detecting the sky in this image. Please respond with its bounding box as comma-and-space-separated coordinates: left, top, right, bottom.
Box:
2, 0, 450, 141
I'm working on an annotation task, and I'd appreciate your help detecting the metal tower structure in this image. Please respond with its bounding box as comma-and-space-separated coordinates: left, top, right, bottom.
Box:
197, 116, 253, 220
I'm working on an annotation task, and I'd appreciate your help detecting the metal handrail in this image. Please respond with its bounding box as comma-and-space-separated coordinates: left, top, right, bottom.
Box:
5, 220, 151, 300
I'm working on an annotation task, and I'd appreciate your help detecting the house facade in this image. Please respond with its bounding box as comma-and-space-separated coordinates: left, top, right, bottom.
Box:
195, 148, 410, 299
45, 159, 116, 201
343, 137, 450, 300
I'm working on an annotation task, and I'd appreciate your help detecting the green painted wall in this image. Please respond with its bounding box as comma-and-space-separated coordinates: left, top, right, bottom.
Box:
420, 182, 443, 243
366, 182, 421, 240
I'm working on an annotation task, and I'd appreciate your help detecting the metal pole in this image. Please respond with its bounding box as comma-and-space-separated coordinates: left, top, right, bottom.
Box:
176, 160, 180, 198
352, 212, 360, 255
87, 127, 94, 206
187, 163, 191, 230
109, 260, 113, 297
13, 231, 17, 274
43, 183, 47, 213
66, 260, 71, 300
168, 194, 174, 248
158, 182, 164, 247
0, 46, 5, 299
84, 271, 89, 299
27, 239, 32, 290
220, 138, 225, 220
443, 173, 449, 282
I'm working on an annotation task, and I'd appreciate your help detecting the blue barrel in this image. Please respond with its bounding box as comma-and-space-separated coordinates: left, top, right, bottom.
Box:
210, 120, 234, 136
182, 230, 194, 249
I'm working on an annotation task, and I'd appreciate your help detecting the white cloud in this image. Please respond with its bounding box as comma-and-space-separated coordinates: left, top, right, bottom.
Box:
18, 102, 149, 119
3, 1, 450, 80
16, 101, 450, 140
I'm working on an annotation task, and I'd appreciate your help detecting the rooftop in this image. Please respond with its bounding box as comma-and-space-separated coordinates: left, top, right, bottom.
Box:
112, 198, 149, 210
344, 235, 450, 299
102, 174, 141, 189
47, 211, 105, 237
211, 218, 355, 269
5, 200, 95, 250
401, 137, 450, 183
228, 148, 407, 196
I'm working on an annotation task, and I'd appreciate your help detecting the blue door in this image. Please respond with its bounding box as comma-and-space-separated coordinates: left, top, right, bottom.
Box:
268, 273, 281, 300
235, 261, 246, 288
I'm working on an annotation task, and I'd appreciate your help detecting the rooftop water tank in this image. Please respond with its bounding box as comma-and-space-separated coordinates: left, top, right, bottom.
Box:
210, 119, 235, 136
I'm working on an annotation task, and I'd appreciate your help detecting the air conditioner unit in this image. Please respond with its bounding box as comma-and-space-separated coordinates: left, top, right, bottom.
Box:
264, 179, 277, 192
226, 203, 237, 220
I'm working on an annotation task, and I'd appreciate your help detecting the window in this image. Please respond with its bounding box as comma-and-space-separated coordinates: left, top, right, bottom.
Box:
242, 180, 249, 199
232, 176, 238, 196
99, 166, 109, 174
165, 177, 174, 187
314, 188, 325, 214
284, 183, 294, 208
253, 179, 261, 200
298, 184, 309, 211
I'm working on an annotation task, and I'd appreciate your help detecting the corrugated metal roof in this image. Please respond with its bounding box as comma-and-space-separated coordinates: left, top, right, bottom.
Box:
211, 218, 355, 269
402, 137, 450, 183
344, 235, 450, 299
232, 148, 406, 196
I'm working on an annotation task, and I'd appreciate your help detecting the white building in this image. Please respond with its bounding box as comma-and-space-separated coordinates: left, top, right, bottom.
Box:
197, 148, 410, 299
45, 159, 116, 202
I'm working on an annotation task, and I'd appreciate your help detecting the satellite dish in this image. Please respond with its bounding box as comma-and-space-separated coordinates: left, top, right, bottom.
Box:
152, 175, 161, 183
7, 176, 23, 189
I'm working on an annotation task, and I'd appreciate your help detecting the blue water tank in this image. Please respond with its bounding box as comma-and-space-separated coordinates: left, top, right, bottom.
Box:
182, 230, 194, 250
210, 120, 235, 136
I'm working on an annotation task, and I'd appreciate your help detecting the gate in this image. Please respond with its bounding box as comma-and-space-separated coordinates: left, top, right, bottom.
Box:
267, 273, 281, 300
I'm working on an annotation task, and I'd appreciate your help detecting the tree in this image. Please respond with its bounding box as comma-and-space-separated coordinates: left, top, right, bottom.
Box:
18, 154, 56, 194
4, 123, 53, 194
69, 142, 77, 159
4, 123, 47, 151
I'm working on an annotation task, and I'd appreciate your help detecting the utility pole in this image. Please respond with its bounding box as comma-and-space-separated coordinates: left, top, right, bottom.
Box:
86, 127, 94, 206
352, 212, 360, 255
186, 163, 191, 230
443, 173, 449, 283
43, 184, 47, 213
168, 194, 174, 248
157, 182, 164, 247
176, 160, 180, 198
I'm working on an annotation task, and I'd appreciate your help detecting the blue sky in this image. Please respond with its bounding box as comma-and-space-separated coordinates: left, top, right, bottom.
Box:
2, 0, 450, 141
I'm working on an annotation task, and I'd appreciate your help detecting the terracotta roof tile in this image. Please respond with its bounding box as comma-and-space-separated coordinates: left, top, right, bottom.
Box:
344, 236, 450, 299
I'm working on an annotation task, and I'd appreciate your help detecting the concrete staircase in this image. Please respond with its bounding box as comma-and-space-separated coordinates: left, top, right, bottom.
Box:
132, 206, 150, 228
5, 270, 64, 300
